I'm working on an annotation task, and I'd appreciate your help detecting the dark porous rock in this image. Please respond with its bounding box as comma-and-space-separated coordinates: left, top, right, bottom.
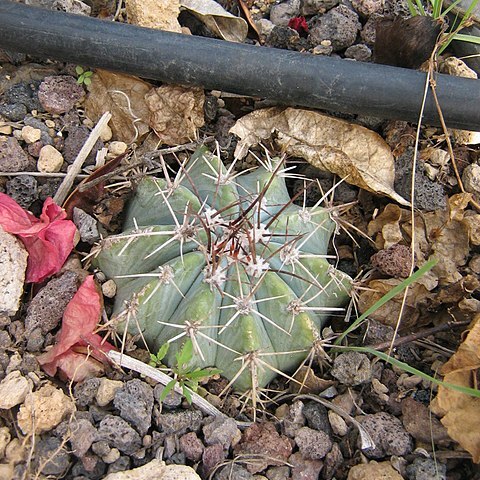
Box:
265, 26, 301, 50
73, 207, 100, 244
74, 377, 101, 408
321, 442, 343, 480
107, 455, 131, 475
202, 443, 226, 476
345, 44, 372, 62
395, 148, 446, 211
234, 422, 293, 474
114, 379, 154, 436
70, 453, 106, 479
38, 75, 85, 114
154, 409, 203, 435
358, 412, 413, 459
28, 140, 44, 158
179, 431, 204, 462
63, 125, 104, 165
91, 440, 111, 458
34, 436, 71, 477
97, 415, 142, 455
401, 397, 450, 445
0, 82, 43, 121
202, 416, 240, 450
295, 426, 332, 460
308, 5, 361, 52
26, 327, 44, 352
363, 319, 395, 346
25, 270, 79, 334
20, 352, 40, 375
289, 451, 323, 480
331, 351, 372, 386
371, 243, 414, 278
0, 102, 27, 121
406, 457, 446, 480
6, 175, 38, 208
302, 402, 332, 436
0, 137, 31, 172
215, 464, 254, 480
69, 418, 97, 458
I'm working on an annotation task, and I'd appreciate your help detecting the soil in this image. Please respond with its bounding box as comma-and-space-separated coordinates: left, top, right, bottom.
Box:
1, 0, 480, 479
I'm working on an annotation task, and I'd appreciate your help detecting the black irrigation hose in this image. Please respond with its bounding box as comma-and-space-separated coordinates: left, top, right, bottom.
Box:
0, 0, 479, 130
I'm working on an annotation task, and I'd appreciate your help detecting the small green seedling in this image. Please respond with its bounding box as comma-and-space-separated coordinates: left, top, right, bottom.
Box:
75, 66, 93, 86
156, 339, 222, 404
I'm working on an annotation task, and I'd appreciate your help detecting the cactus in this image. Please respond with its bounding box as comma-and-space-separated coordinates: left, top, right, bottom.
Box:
93, 146, 351, 392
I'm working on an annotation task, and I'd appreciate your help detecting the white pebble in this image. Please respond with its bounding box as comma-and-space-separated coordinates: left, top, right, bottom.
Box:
108, 141, 128, 156
328, 411, 348, 436
99, 124, 113, 142
102, 279, 117, 298
21, 125, 41, 144
37, 145, 64, 173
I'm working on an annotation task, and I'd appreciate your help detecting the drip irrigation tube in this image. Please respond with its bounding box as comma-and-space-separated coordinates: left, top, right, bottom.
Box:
0, 0, 479, 130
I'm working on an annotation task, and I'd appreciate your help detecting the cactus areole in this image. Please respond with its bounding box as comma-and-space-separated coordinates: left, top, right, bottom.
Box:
93, 147, 351, 392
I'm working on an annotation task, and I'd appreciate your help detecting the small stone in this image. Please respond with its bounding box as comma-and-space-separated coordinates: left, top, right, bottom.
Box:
100, 124, 113, 142
313, 44, 334, 55
331, 352, 372, 386
179, 431, 204, 462
344, 44, 372, 62
6, 175, 38, 209
25, 271, 79, 334
0, 137, 31, 172
28, 140, 44, 158
114, 379, 154, 436
303, 402, 332, 435
462, 163, 480, 195
269, 0, 301, 26
37, 145, 64, 173
34, 436, 71, 476
282, 400, 305, 437
17, 384, 75, 435
74, 377, 101, 407
265, 466, 289, 480
0, 371, 32, 409
63, 125, 104, 165
96, 378, 123, 406
289, 451, 323, 480
73, 207, 100, 243
256, 18, 275, 37
0, 427, 11, 460
0, 464, 13, 479
101, 279, 117, 298
357, 412, 413, 459
0, 227, 27, 316
371, 244, 414, 278
322, 442, 344, 480
350, 0, 384, 17
347, 461, 403, 480
69, 418, 97, 458
155, 409, 203, 435
405, 457, 446, 480
103, 447, 121, 464
21, 125, 42, 144
5, 437, 26, 465
215, 464, 254, 480
202, 443, 225, 476
203, 416, 241, 449
38, 75, 85, 115
0, 124, 12, 135
294, 426, 332, 460
97, 415, 142, 455
328, 411, 348, 436
153, 382, 183, 409
103, 459, 201, 479
108, 141, 127, 156
234, 423, 292, 474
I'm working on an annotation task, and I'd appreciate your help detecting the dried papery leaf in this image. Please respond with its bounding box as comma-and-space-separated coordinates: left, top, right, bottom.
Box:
145, 85, 205, 145
126, 0, 182, 32
367, 204, 409, 249
230, 107, 408, 205
431, 314, 480, 463
181, 0, 248, 42
84, 70, 152, 143
357, 278, 431, 329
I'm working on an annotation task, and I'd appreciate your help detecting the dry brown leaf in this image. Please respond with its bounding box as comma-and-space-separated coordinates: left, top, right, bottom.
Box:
367, 204, 409, 249
357, 278, 431, 330
145, 85, 205, 145
181, 0, 248, 42
84, 70, 152, 143
431, 314, 480, 463
230, 107, 409, 205
125, 0, 182, 32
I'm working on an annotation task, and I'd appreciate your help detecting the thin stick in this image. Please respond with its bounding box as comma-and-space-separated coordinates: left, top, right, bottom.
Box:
54, 112, 112, 206
107, 350, 226, 419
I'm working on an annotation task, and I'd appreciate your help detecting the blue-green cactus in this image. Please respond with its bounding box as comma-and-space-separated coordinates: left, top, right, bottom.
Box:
93, 146, 351, 392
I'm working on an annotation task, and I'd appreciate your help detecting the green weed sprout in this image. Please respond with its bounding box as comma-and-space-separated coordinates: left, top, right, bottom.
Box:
75, 66, 93, 86
93, 146, 351, 394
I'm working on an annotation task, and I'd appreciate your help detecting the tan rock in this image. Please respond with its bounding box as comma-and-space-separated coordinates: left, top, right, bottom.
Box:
21, 125, 41, 143
38, 145, 64, 173
347, 461, 403, 480
100, 123, 113, 142
0, 427, 11, 460
0, 125, 12, 135
17, 384, 75, 435
0, 226, 27, 316
0, 371, 32, 409
108, 141, 128, 156
96, 378, 123, 407
5, 437, 26, 465
125, 0, 182, 32
101, 279, 117, 298
103, 459, 201, 479
0, 463, 14, 479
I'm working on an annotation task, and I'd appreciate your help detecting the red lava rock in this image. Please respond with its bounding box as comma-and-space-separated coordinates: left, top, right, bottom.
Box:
179, 431, 204, 462
289, 451, 323, 479
401, 397, 451, 445
371, 243, 414, 278
0, 137, 31, 172
38, 75, 85, 115
234, 422, 293, 474
294, 426, 333, 460
27, 140, 44, 158
202, 443, 225, 475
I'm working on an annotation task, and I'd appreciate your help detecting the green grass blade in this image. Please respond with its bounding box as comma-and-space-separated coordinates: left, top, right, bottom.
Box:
340, 346, 480, 398
335, 258, 438, 345
159, 379, 177, 402
452, 32, 480, 44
